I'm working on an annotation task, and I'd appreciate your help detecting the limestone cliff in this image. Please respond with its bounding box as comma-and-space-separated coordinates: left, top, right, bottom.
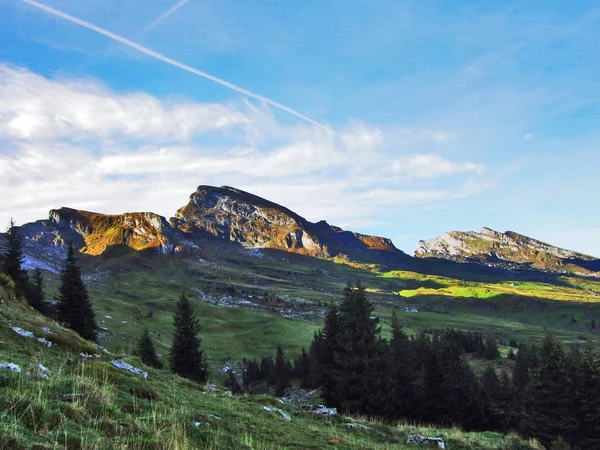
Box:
415, 227, 600, 275
172, 185, 402, 259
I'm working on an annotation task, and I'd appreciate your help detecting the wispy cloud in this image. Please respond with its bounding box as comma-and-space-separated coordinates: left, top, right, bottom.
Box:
137, 0, 192, 37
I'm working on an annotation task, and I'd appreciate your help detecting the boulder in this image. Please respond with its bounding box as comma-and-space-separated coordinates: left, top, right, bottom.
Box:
263, 406, 291, 422
93, 343, 110, 354
407, 435, 446, 449
110, 360, 148, 379
0, 362, 21, 373
37, 337, 52, 347
12, 327, 34, 338
345, 423, 371, 430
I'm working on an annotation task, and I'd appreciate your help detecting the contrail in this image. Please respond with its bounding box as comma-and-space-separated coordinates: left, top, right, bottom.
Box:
20, 0, 335, 134
137, 0, 191, 37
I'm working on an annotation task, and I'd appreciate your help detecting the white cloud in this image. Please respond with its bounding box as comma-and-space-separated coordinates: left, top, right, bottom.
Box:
0, 64, 490, 232
0, 64, 246, 142
390, 154, 485, 178
524, 133, 534, 140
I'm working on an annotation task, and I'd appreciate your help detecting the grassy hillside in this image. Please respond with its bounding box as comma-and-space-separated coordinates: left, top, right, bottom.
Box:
30, 237, 598, 371
0, 284, 543, 450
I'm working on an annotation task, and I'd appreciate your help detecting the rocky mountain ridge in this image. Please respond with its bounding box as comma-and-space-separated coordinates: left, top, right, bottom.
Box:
416, 227, 600, 276
9, 185, 406, 271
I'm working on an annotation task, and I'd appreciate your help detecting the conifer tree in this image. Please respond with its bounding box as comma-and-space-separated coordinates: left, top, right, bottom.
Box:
387, 310, 413, 419
225, 370, 242, 394
274, 344, 292, 396
57, 245, 97, 340
484, 336, 500, 360
169, 292, 208, 383
293, 347, 311, 388
575, 343, 600, 448
3, 219, 29, 298
314, 303, 342, 406
328, 282, 386, 415
522, 331, 577, 446
29, 268, 45, 313
137, 328, 162, 368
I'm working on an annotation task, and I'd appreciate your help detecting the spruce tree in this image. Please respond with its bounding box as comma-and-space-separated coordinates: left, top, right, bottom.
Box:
137, 328, 162, 368
484, 336, 500, 360
3, 219, 29, 298
293, 347, 311, 388
29, 268, 45, 313
57, 245, 97, 340
225, 370, 242, 394
274, 345, 292, 396
169, 292, 208, 383
387, 310, 414, 419
575, 343, 600, 448
328, 282, 386, 415
522, 331, 577, 446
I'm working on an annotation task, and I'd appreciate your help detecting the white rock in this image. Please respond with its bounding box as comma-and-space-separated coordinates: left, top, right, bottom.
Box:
345, 423, 371, 430
313, 406, 337, 416
41, 327, 51, 334
407, 435, 445, 449
12, 327, 34, 338
0, 362, 21, 373
80, 353, 101, 359
38, 364, 49, 373
37, 337, 52, 347
110, 360, 148, 379
121, 321, 128, 324
93, 343, 111, 354
263, 406, 291, 422
104, 316, 113, 320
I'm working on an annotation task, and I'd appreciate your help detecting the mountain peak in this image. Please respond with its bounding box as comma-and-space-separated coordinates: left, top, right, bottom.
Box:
415, 228, 599, 275
174, 185, 403, 260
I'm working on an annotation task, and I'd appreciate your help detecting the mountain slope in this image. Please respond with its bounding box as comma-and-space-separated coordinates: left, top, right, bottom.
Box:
10, 185, 407, 272
16, 208, 177, 271
0, 283, 539, 450
415, 227, 600, 276
173, 185, 403, 261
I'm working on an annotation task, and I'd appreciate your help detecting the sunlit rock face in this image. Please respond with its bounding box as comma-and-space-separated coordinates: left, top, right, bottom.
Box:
3, 185, 408, 270
416, 227, 600, 276
173, 185, 403, 258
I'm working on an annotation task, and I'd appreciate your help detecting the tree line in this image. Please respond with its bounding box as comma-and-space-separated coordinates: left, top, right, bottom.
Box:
242, 283, 599, 449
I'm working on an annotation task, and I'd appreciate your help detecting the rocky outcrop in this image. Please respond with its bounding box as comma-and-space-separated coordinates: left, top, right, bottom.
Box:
172, 185, 403, 259
416, 227, 600, 276
5, 185, 407, 268
15, 208, 177, 270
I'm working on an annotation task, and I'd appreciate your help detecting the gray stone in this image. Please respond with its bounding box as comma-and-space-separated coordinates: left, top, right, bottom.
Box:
263, 406, 291, 422
0, 362, 21, 373
407, 435, 446, 449
110, 360, 148, 379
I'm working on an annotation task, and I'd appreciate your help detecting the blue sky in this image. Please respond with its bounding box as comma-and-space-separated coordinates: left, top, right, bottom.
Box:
1, 0, 599, 256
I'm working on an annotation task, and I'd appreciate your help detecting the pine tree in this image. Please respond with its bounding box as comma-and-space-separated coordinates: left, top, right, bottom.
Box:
484, 336, 500, 360
3, 219, 29, 298
327, 282, 386, 415
387, 310, 414, 419
169, 292, 208, 383
575, 343, 600, 448
274, 345, 292, 396
56, 245, 97, 340
521, 331, 577, 446
293, 348, 311, 388
137, 328, 162, 368
225, 370, 242, 394
29, 268, 45, 313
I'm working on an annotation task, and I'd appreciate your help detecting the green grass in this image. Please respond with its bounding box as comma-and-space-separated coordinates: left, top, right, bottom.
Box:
0, 291, 543, 450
